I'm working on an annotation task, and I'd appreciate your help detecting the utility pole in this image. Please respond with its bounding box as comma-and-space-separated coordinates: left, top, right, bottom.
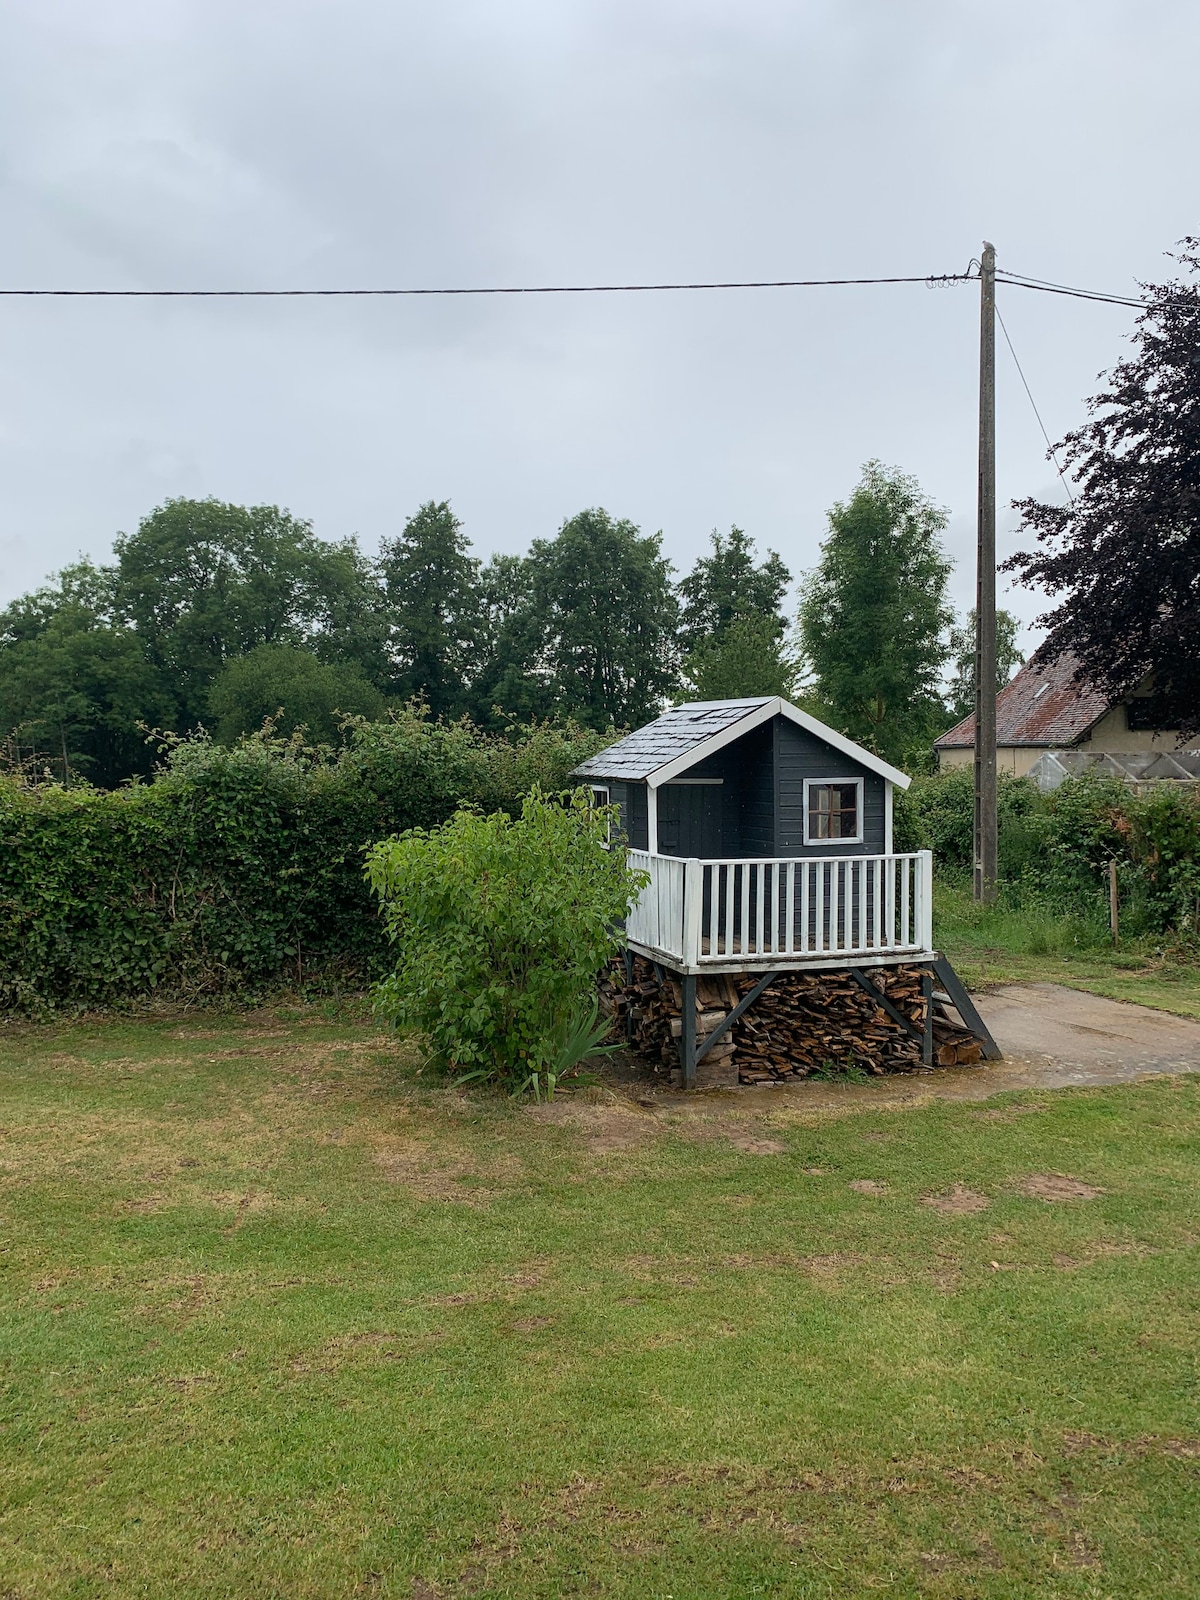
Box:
974, 241, 998, 903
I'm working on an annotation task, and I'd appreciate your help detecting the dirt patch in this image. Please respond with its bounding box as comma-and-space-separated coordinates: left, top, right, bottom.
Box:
524, 1100, 659, 1155
849, 1179, 889, 1196
1016, 1173, 1104, 1203
725, 1133, 786, 1155
922, 1185, 990, 1216
370, 1135, 512, 1204
799, 1251, 868, 1280
510, 1316, 555, 1332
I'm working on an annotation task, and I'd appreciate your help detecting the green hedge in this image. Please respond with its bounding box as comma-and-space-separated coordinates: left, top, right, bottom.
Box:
896, 768, 1200, 939
0, 711, 608, 1012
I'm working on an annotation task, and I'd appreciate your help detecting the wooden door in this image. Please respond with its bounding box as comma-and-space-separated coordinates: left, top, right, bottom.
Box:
657, 783, 723, 857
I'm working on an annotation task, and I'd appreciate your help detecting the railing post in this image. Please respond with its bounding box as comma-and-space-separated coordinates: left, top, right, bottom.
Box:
916, 850, 934, 952
682, 858, 702, 969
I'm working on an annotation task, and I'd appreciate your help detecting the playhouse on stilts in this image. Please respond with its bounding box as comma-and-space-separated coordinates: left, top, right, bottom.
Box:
573, 696, 999, 1089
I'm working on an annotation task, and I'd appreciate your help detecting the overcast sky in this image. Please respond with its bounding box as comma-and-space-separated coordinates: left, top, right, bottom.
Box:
1, 0, 1195, 647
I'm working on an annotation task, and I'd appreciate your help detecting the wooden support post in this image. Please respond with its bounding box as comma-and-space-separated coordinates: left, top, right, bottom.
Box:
623, 946, 634, 1039
932, 954, 1002, 1060
680, 972, 697, 1089
1109, 860, 1119, 946
974, 240, 999, 904
921, 968, 934, 1067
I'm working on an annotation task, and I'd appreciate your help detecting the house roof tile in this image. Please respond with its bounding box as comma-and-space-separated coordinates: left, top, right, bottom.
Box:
935, 651, 1112, 749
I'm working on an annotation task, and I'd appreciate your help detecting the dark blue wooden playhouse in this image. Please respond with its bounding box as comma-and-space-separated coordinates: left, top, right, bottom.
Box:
574, 696, 998, 1087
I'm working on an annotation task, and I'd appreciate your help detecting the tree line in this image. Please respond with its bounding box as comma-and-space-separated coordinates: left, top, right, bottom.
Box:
0, 461, 1023, 787
5, 238, 1199, 789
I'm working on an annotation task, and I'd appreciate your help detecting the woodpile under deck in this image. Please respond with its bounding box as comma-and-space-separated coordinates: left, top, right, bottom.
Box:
601, 956, 995, 1089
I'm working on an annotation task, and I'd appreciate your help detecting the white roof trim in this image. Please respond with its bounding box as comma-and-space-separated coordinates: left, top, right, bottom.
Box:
647, 697, 911, 790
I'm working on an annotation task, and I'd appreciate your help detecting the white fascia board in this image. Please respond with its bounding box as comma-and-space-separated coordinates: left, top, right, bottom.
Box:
645, 697, 912, 790
647, 698, 781, 786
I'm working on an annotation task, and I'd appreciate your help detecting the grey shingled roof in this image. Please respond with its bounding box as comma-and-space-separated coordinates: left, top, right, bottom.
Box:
573, 698, 773, 781
935, 651, 1112, 749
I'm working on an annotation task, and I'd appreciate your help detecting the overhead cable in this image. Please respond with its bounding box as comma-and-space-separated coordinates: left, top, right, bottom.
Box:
0, 272, 971, 297
995, 271, 1144, 309
994, 304, 1075, 503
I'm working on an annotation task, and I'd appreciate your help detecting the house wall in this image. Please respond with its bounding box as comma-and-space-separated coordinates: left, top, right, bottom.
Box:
936, 703, 1187, 778
609, 781, 649, 850
774, 718, 886, 854
652, 714, 886, 858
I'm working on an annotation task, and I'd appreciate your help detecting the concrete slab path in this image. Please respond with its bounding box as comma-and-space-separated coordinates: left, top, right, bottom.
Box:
639, 983, 1200, 1116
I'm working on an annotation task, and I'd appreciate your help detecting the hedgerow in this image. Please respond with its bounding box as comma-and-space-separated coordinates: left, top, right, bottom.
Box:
0, 710, 609, 1012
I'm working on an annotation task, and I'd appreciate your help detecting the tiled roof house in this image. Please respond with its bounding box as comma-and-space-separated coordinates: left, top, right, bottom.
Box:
934, 651, 1191, 776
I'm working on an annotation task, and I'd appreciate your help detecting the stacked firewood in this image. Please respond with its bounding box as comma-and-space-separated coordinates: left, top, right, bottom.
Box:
599, 956, 984, 1086
598, 959, 741, 1087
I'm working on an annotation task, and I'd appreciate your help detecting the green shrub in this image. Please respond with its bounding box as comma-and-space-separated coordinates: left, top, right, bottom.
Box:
898, 766, 1200, 942
367, 791, 644, 1087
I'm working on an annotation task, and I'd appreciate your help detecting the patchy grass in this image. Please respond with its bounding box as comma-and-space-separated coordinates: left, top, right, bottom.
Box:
935, 879, 1200, 1018
2, 1009, 1200, 1597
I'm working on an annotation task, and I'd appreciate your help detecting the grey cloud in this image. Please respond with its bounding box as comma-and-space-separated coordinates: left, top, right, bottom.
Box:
1, 0, 1195, 655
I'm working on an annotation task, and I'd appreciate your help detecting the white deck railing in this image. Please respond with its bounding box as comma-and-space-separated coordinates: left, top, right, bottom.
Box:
626, 850, 933, 968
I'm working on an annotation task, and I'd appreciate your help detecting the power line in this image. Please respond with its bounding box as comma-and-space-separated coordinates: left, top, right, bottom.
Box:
994, 302, 1075, 503
0, 272, 972, 298
995, 270, 1143, 308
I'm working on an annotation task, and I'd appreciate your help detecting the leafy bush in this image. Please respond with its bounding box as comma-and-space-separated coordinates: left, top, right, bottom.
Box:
367, 791, 644, 1087
897, 766, 1200, 941
0, 711, 612, 1012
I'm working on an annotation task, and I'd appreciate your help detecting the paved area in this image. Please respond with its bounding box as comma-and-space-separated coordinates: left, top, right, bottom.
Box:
974, 982, 1200, 1086
647, 983, 1200, 1115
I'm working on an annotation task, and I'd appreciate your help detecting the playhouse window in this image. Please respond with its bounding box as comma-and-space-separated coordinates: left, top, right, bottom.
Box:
589, 785, 612, 845
804, 779, 863, 844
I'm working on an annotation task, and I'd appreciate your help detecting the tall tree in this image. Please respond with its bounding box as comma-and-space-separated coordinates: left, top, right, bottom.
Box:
112, 497, 380, 727
527, 509, 679, 729
677, 526, 791, 654
682, 614, 796, 701
946, 608, 1024, 723
797, 462, 954, 763
207, 643, 385, 745
677, 526, 792, 699
468, 553, 553, 726
1006, 242, 1200, 737
377, 501, 481, 717
0, 561, 173, 785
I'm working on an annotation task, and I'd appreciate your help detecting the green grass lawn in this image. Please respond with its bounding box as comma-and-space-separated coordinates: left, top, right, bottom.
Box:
2, 1009, 1200, 1598
935, 880, 1200, 1020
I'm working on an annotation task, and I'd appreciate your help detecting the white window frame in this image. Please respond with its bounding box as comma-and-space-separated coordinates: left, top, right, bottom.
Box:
589, 785, 612, 846
802, 776, 865, 847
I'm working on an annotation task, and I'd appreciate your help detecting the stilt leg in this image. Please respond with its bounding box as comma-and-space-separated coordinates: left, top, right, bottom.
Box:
681, 973, 697, 1089
921, 968, 934, 1067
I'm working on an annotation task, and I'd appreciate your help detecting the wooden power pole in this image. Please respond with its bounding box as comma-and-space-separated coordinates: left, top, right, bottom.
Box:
974, 241, 998, 903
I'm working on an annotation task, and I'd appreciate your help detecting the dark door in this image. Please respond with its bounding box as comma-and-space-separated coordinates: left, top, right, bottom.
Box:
657, 784, 723, 857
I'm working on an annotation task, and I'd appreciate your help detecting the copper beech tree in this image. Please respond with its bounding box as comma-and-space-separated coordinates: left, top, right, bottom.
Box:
1007, 241, 1200, 739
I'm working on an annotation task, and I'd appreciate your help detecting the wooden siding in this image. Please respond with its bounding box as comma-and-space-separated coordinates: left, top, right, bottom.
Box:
774, 718, 886, 855
616, 781, 649, 850
649, 715, 887, 859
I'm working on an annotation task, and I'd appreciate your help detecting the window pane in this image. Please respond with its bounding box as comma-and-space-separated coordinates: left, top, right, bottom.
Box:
809, 782, 858, 840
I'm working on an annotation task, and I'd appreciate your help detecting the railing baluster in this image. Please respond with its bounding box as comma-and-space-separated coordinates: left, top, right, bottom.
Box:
785, 861, 795, 954
901, 855, 911, 947
884, 854, 895, 947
